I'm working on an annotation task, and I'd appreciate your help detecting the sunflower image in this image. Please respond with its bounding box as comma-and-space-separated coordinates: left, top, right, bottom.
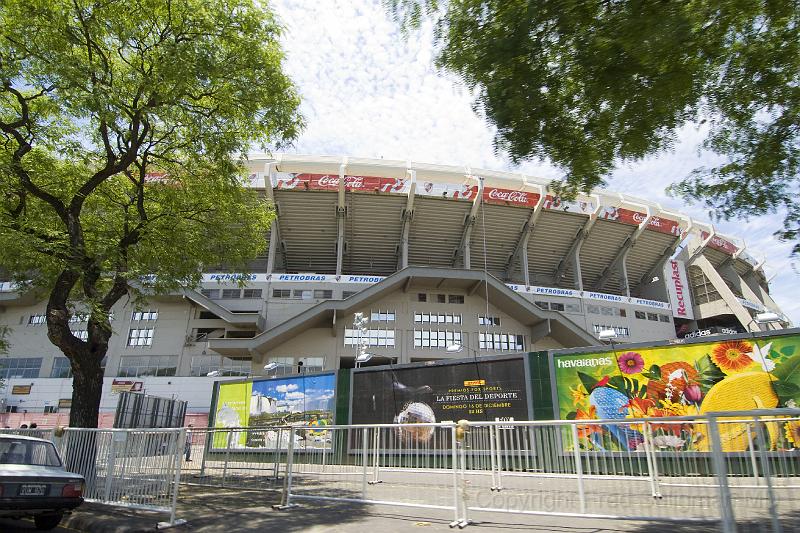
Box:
786, 421, 800, 448
711, 340, 754, 374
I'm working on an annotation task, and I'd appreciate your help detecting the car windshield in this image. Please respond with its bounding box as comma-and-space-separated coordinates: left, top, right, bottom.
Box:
0, 439, 62, 467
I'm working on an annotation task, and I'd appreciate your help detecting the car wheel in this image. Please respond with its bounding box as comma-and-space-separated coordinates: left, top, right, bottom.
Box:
34, 513, 63, 531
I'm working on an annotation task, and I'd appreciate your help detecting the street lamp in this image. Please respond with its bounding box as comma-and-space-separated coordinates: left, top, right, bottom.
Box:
206, 370, 221, 377
263, 361, 293, 376
355, 352, 373, 368
598, 329, 622, 376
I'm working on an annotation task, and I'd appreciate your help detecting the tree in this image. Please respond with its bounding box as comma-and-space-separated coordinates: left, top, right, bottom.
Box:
0, 0, 302, 427
388, 1, 800, 251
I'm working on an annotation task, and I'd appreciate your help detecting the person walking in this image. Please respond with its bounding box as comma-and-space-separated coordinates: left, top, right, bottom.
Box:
184, 424, 193, 462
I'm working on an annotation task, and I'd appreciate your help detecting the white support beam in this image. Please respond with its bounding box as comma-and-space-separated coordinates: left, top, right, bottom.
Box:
633, 216, 692, 292
554, 195, 601, 288
504, 184, 545, 283
398, 167, 416, 270
265, 162, 280, 275
691, 254, 758, 332
335, 158, 348, 276
454, 173, 483, 269
594, 199, 652, 291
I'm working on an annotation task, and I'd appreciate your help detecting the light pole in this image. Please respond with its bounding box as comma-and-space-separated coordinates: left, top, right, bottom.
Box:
598, 329, 621, 376
263, 361, 293, 376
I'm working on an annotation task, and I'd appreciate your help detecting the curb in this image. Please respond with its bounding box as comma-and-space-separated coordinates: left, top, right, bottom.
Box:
60, 504, 167, 533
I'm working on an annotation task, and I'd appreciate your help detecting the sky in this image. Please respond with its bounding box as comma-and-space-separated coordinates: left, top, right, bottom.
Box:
267, 0, 800, 324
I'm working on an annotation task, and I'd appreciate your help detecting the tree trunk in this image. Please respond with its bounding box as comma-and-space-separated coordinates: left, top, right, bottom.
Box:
69, 356, 105, 428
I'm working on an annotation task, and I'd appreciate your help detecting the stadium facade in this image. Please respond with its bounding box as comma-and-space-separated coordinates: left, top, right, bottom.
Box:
0, 154, 790, 425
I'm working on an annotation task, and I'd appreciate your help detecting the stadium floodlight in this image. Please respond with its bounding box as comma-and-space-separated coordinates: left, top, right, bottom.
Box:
755, 312, 782, 324
356, 352, 373, 363
446, 344, 464, 353
598, 329, 618, 341
206, 370, 221, 377
263, 362, 279, 371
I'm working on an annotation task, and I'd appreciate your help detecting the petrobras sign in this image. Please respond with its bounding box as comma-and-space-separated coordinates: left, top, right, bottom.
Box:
737, 297, 765, 312
664, 259, 694, 320
585, 291, 625, 303
269, 274, 386, 284
203, 273, 262, 283
631, 297, 671, 310
530, 286, 580, 298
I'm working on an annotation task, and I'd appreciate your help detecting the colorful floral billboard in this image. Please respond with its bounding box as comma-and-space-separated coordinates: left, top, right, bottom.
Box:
553, 333, 800, 452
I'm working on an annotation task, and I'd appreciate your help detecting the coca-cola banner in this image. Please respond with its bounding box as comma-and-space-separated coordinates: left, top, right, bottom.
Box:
599, 206, 682, 236
664, 259, 694, 320
700, 231, 739, 255
482, 187, 540, 208
272, 172, 410, 194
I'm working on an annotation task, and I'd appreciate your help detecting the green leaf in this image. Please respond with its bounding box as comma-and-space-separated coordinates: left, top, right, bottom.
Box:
773, 381, 800, 398
608, 376, 627, 394
780, 346, 796, 357
577, 372, 599, 393
773, 354, 800, 402
566, 411, 577, 420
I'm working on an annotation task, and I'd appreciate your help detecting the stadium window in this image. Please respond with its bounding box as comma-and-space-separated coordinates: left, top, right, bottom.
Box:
416, 312, 460, 324
343, 291, 357, 299
634, 311, 647, 320
28, 314, 46, 326
586, 305, 600, 315
436, 294, 446, 303
292, 289, 313, 299
118, 355, 176, 377
131, 310, 158, 321
565, 303, 581, 313
418, 293, 427, 302
479, 332, 524, 351
371, 310, 396, 322
221, 289, 241, 299
647, 312, 659, 321
0, 357, 43, 379
243, 288, 262, 299
72, 329, 88, 340
413, 330, 462, 349
201, 289, 220, 299
600, 306, 614, 316
127, 327, 154, 347
313, 289, 333, 299
272, 289, 291, 299
593, 325, 630, 337
344, 328, 395, 347
198, 311, 221, 319
51, 357, 72, 378
618, 309, 627, 317
478, 315, 501, 326
659, 314, 671, 323
550, 302, 565, 312
534, 301, 549, 310
44, 406, 59, 414
69, 313, 88, 323
448, 294, 464, 304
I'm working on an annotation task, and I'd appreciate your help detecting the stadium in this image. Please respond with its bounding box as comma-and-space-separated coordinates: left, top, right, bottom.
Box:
0, 154, 791, 426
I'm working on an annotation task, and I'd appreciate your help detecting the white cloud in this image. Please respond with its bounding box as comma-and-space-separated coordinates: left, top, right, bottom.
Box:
284, 391, 305, 400
269, 0, 800, 324
276, 383, 299, 393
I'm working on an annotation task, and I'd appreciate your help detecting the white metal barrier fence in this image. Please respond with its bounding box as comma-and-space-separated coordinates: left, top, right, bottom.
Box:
2, 427, 186, 526
191, 409, 800, 531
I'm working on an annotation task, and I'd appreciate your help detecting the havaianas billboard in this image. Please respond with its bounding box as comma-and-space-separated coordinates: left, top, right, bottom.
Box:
553, 333, 800, 452
212, 372, 337, 449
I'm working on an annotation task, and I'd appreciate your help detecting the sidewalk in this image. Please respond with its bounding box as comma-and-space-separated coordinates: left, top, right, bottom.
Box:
59, 484, 799, 533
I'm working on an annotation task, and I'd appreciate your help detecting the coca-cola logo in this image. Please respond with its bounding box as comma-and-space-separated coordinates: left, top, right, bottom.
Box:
632, 212, 647, 223
316, 175, 366, 188
487, 188, 529, 203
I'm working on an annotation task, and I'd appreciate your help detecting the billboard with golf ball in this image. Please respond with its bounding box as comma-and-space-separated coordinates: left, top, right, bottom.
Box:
552, 333, 800, 452
350, 356, 531, 449
211, 372, 337, 450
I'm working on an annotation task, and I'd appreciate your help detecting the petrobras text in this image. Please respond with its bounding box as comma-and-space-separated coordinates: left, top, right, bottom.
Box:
556, 356, 613, 368
631, 297, 670, 309
585, 292, 624, 302
204, 273, 259, 282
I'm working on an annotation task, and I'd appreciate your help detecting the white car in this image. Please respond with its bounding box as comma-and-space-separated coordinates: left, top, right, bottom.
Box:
0, 434, 84, 530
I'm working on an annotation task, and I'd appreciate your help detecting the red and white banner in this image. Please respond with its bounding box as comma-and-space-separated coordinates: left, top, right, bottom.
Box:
416, 181, 478, 200
664, 259, 694, 320
482, 187, 540, 208
599, 206, 682, 236
700, 231, 739, 255
272, 173, 411, 194
541, 195, 596, 215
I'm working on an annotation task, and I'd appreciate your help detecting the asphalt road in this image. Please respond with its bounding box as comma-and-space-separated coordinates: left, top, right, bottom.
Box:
0, 517, 74, 532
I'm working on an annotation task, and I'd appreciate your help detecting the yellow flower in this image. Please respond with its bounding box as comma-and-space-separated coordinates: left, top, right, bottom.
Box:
786, 421, 800, 448
658, 399, 699, 417
570, 385, 587, 406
